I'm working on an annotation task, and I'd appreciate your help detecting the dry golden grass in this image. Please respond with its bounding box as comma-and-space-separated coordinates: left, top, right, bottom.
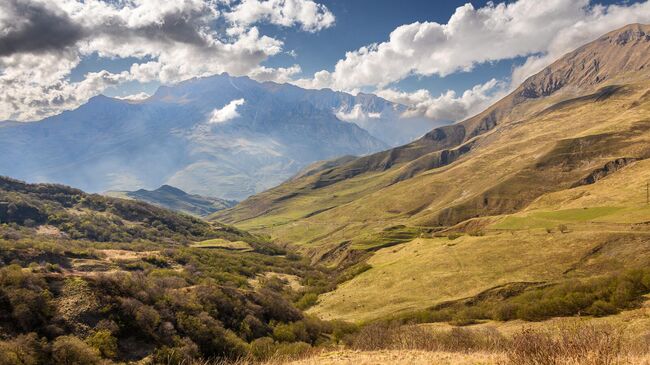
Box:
279, 350, 650, 365
282, 350, 506, 365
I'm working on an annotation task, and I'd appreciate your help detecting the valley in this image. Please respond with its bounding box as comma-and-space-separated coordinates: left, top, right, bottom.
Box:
213, 22, 650, 340
2, 3, 650, 363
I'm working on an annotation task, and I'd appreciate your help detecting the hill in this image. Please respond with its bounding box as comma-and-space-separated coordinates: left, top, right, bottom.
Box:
214, 24, 650, 321
106, 185, 237, 217
0, 74, 443, 201
0, 176, 360, 363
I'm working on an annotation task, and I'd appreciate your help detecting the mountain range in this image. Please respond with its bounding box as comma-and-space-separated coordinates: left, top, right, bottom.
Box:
0, 75, 442, 201
214, 24, 650, 321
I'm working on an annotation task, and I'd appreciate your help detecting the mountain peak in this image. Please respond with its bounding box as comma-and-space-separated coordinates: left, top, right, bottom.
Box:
156, 184, 187, 195
603, 23, 649, 44
518, 23, 650, 100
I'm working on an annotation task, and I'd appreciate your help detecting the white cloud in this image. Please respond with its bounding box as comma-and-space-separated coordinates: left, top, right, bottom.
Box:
248, 64, 302, 83
208, 98, 246, 124
3, 0, 650, 123
297, 0, 650, 92
377, 79, 506, 122
0, 0, 332, 121
225, 0, 335, 32
335, 104, 381, 122
116, 92, 151, 101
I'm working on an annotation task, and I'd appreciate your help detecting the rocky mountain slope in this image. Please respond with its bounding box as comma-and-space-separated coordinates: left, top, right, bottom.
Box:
105, 185, 236, 217
214, 24, 650, 320
0, 74, 440, 201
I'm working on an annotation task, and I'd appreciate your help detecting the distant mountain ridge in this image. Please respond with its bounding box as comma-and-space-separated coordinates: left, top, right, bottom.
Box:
0, 74, 443, 200
106, 185, 237, 217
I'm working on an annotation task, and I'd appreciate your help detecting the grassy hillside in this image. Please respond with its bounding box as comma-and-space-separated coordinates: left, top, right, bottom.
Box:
213, 24, 650, 323
305, 152, 650, 322
215, 26, 650, 266
216, 73, 650, 264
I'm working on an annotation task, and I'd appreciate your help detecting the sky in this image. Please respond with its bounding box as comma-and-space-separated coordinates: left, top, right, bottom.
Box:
1, 0, 650, 122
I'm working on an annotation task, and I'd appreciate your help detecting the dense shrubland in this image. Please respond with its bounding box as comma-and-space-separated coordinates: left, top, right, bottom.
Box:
0, 233, 356, 364
0, 177, 352, 364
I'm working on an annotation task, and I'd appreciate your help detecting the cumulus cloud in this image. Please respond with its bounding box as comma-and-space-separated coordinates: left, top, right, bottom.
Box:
0, 0, 84, 56
208, 98, 246, 124
225, 0, 335, 32
377, 79, 506, 122
335, 104, 381, 122
3, 0, 650, 123
297, 0, 650, 92
0, 0, 333, 121
248, 64, 302, 83
115, 92, 151, 101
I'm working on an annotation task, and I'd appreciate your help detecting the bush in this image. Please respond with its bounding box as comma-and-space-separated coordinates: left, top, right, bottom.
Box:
153, 338, 200, 365
51, 336, 102, 365
250, 337, 276, 360
86, 329, 118, 358
273, 323, 297, 342
0, 333, 44, 365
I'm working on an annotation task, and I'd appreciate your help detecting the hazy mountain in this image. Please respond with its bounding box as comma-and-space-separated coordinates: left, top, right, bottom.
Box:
0, 74, 444, 200
106, 184, 237, 217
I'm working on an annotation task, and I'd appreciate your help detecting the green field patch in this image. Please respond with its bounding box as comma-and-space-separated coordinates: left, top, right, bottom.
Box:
351, 225, 425, 250
535, 206, 623, 221
190, 238, 253, 251
493, 206, 624, 230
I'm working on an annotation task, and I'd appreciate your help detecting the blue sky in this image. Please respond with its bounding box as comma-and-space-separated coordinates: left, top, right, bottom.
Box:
2, 0, 650, 121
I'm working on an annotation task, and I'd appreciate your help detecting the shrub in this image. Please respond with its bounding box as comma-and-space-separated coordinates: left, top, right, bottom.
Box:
273, 323, 297, 342
330, 320, 358, 343
0, 333, 44, 365
86, 329, 118, 358
51, 336, 102, 365
152, 338, 200, 365
250, 337, 276, 360
134, 304, 161, 336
